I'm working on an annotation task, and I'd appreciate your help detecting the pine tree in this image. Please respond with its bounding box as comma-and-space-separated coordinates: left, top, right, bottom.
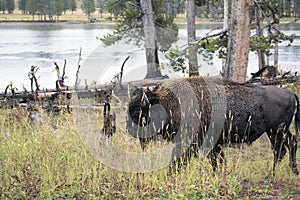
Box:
96, 0, 105, 17
70, 0, 77, 14
0, 0, 6, 13
55, 0, 63, 19
81, 0, 96, 21
101, 0, 179, 78
62, 0, 70, 14
18, 0, 27, 14
6, 0, 15, 14
26, 0, 38, 20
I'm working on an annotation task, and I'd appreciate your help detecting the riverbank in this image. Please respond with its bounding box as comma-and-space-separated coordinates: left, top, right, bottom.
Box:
1, 12, 298, 26
0, 12, 223, 25
0, 12, 114, 24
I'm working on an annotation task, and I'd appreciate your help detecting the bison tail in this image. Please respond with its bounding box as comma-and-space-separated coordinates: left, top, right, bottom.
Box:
294, 94, 300, 140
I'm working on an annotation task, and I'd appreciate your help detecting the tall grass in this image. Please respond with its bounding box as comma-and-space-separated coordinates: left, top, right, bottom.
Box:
0, 106, 299, 199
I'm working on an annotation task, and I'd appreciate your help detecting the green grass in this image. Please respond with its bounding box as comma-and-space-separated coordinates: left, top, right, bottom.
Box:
0, 104, 299, 199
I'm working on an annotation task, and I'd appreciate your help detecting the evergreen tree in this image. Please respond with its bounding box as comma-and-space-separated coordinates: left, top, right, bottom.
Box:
104, 0, 127, 19
6, 0, 14, 14
70, 0, 77, 14
0, 0, 6, 13
26, 0, 38, 20
101, 0, 179, 78
62, 0, 70, 14
294, 0, 300, 17
18, 0, 27, 14
55, 0, 63, 19
81, 0, 96, 21
96, 0, 105, 17
102, 0, 178, 50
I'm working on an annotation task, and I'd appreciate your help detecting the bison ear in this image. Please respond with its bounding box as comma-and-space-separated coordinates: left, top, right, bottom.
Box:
130, 87, 143, 100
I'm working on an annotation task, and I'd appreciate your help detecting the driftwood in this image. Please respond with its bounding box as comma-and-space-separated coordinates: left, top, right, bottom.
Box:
246, 75, 300, 86
2, 74, 300, 109
0, 76, 168, 109
28, 66, 40, 93
2, 72, 300, 136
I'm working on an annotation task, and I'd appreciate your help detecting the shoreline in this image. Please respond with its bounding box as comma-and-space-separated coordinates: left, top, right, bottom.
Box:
0, 19, 298, 26
0, 13, 223, 25
0, 19, 224, 27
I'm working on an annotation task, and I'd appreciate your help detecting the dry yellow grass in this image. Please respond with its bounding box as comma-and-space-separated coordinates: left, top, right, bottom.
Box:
0, 11, 114, 23
0, 11, 216, 24
0, 104, 299, 199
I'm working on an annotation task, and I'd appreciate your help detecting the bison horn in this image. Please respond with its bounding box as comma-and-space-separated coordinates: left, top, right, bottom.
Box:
142, 90, 150, 107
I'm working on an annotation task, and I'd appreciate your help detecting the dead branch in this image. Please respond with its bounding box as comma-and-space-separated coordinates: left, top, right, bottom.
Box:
119, 56, 130, 89
178, 29, 228, 57
28, 66, 40, 94
62, 59, 67, 83
75, 47, 82, 90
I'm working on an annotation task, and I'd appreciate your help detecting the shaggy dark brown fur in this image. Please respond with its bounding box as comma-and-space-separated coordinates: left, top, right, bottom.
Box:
127, 77, 300, 175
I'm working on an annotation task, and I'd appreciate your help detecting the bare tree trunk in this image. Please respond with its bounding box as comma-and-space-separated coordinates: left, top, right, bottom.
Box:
256, 7, 266, 69
223, 0, 229, 29
274, 24, 279, 69
274, 41, 279, 68
224, 0, 251, 83
167, 0, 173, 16
186, 0, 199, 76
222, 0, 229, 72
140, 0, 162, 78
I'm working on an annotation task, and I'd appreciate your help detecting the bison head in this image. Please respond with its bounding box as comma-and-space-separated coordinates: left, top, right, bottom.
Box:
127, 87, 172, 149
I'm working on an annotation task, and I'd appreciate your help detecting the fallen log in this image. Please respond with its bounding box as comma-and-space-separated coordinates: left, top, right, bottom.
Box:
0, 77, 169, 108
4, 74, 300, 109
246, 75, 300, 85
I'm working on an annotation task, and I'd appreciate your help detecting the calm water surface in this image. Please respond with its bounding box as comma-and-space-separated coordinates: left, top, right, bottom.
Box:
0, 23, 299, 91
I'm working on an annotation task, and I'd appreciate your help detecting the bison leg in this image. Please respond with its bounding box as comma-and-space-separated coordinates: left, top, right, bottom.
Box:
139, 138, 151, 151
167, 144, 194, 175
219, 151, 226, 167
208, 145, 222, 172
267, 131, 287, 176
286, 130, 299, 175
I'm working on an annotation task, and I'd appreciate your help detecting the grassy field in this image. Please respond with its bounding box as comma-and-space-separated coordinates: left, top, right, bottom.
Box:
0, 12, 111, 23
1, 11, 298, 24
0, 11, 219, 24
0, 94, 300, 199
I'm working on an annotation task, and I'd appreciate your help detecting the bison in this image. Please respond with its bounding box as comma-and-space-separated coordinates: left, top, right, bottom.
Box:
127, 76, 300, 175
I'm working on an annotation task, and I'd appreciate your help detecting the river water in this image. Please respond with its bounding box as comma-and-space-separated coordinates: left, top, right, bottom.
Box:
0, 22, 299, 91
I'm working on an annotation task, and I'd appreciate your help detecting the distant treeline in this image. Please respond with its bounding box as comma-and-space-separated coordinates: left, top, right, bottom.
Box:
1, 0, 300, 21
0, 0, 78, 20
